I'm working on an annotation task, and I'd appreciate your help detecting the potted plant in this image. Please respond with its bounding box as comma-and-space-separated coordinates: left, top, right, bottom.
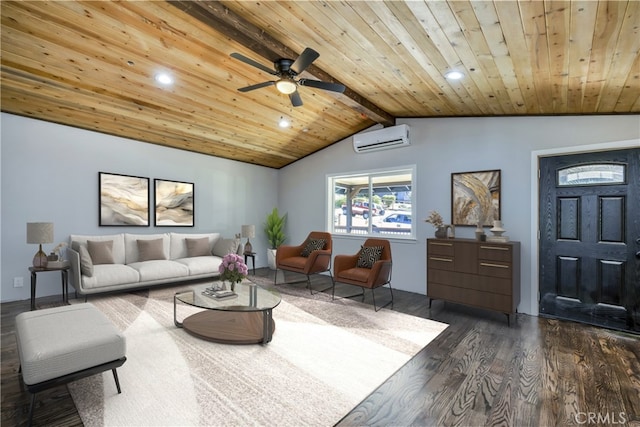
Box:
264, 207, 286, 269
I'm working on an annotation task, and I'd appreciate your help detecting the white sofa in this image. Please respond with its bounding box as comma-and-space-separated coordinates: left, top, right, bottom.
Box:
67, 232, 241, 296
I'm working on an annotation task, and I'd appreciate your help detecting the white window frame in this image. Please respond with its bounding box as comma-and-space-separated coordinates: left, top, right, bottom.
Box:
326, 165, 416, 240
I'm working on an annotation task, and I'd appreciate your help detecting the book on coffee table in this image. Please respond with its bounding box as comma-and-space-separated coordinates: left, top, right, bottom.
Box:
202, 289, 237, 299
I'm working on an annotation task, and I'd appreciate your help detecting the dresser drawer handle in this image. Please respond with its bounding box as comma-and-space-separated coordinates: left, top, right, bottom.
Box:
480, 246, 509, 251
430, 257, 453, 262
430, 242, 453, 247
480, 262, 509, 269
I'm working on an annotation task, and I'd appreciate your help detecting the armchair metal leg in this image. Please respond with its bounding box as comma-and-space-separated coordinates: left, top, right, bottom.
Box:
372, 284, 394, 312
309, 271, 334, 295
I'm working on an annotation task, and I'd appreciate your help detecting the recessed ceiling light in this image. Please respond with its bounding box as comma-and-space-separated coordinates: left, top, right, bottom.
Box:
278, 117, 290, 128
154, 72, 174, 85
445, 70, 464, 80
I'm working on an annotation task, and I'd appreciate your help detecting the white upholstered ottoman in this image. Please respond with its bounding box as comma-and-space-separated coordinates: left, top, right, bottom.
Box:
15, 303, 126, 425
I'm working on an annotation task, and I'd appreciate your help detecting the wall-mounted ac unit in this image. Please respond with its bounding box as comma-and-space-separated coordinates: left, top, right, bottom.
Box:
353, 124, 410, 153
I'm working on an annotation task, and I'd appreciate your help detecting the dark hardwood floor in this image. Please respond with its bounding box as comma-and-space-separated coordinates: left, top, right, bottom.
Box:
2, 268, 639, 426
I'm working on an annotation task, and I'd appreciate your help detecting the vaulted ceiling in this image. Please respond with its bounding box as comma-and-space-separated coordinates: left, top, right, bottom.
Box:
2, 1, 638, 169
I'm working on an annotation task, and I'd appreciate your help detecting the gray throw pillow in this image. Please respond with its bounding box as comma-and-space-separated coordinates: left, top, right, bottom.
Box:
301, 238, 325, 257
356, 246, 383, 269
87, 240, 115, 265
212, 237, 240, 257
185, 237, 210, 257
78, 245, 94, 277
137, 238, 167, 262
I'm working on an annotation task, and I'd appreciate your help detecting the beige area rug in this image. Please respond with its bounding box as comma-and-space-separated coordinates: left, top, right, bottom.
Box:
68, 281, 448, 426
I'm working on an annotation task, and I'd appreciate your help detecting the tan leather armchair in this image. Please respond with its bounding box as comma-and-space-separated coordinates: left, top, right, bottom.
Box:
333, 238, 393, 311
275, 231, 333, 293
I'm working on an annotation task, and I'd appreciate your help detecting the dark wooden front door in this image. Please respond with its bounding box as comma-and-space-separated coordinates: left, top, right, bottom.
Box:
539, 148, 640, 334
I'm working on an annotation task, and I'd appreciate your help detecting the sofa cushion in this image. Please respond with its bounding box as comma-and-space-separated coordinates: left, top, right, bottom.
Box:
357, 246, 383, 269
278, 256, 308, 270
212, 237, 240, 257
81, 264, 140, 290
185, 237, 210, 257
124, 234, 170, 264
137, 238, 167, 261
337, 267, 371, 283
175, 257, 223, 276
70, 234, 126, 265
87, 240, 115, 265
78, 245, 94, 277
169, 233, 220, 260
128, 260, 189, 282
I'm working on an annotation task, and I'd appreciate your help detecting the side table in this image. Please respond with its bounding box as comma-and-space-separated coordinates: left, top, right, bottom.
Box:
244, 252, 256, 275
28, 266, 70, 310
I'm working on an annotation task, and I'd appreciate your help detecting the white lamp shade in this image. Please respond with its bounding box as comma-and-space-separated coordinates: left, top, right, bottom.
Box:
241, 224, 255, 239
27, 222, 54, 244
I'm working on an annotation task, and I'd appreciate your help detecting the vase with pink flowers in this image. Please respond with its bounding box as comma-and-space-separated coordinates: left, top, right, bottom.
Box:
218, 253, 249, 291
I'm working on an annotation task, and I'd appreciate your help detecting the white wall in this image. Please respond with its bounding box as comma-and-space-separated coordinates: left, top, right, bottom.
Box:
1, 113, 278, 302
278, 115, 640, 315
3, 113, 639, 312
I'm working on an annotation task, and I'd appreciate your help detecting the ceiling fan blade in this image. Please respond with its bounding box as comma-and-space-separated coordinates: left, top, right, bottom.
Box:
289, 91, 303, 107
298, 79, 345, 93
290, 48, 319, 74
230, 53, 276, 75
237, 81, 275, 92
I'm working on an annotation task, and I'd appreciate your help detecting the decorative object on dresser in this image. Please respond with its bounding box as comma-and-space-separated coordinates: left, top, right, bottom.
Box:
427, 238, 520, 325
487, 220, 509, 242
241, 224, 255, 254
425, 210, 455, 238
451, 169, 501, 226
27, 222, 54, 268
99, 172, 150, 226
154, 178, 194, 227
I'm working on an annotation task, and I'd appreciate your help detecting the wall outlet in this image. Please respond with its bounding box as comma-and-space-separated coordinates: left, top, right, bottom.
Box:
13, 277, 24, 288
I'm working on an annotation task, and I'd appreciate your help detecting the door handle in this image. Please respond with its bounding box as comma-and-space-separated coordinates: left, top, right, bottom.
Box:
636, 251, 640, 259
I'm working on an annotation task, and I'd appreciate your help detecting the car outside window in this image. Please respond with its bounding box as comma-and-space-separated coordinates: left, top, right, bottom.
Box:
328, 166, 415, 239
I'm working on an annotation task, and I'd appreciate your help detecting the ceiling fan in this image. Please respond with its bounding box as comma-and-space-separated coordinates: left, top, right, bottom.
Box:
231, 47, 346, 107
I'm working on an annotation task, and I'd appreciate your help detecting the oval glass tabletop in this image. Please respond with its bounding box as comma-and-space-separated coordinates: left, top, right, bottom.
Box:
175, 280, 281, 312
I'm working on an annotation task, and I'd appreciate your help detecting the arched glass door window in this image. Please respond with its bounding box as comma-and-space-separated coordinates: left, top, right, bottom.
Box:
557, 163, 626, 186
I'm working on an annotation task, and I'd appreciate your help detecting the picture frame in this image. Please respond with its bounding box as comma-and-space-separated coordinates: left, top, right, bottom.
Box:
99, 172, 150, 226
451, 169, 501, 226
154, 179, 194, 227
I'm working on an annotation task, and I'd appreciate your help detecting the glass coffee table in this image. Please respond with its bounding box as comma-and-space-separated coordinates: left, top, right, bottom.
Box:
174, 281, 281, 344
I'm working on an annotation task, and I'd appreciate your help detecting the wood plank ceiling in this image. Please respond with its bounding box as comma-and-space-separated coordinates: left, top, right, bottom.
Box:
2, 1, 639, 169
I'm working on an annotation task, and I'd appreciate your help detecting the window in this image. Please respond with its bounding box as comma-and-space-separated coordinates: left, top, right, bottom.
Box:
327, 165, 416, 239
557, 163, 626, 186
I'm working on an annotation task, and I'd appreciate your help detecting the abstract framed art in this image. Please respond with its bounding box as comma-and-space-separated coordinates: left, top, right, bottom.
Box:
451, 169, 501, 226
154, 179, 194, 227
99, 172, 150, 226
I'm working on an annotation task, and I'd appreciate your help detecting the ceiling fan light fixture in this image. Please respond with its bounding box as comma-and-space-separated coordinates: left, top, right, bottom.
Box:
275, 78, 297, 94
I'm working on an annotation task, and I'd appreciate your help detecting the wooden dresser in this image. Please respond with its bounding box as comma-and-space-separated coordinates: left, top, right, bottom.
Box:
426, 238, 521, 325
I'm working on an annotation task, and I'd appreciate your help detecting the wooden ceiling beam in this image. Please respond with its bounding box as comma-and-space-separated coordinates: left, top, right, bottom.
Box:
167, 0, 395, 126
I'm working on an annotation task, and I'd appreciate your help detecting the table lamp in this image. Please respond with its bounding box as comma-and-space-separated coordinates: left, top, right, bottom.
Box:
241, 224, 255, 254
27, 222, 54, 268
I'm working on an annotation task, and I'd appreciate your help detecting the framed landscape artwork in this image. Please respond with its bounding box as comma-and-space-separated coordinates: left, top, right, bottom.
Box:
451, 169, 501, 226
99, 172, 150, 226
154, 179, 194, 227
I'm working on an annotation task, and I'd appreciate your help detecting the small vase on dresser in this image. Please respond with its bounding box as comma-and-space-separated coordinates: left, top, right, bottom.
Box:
487, 220, 509, 242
